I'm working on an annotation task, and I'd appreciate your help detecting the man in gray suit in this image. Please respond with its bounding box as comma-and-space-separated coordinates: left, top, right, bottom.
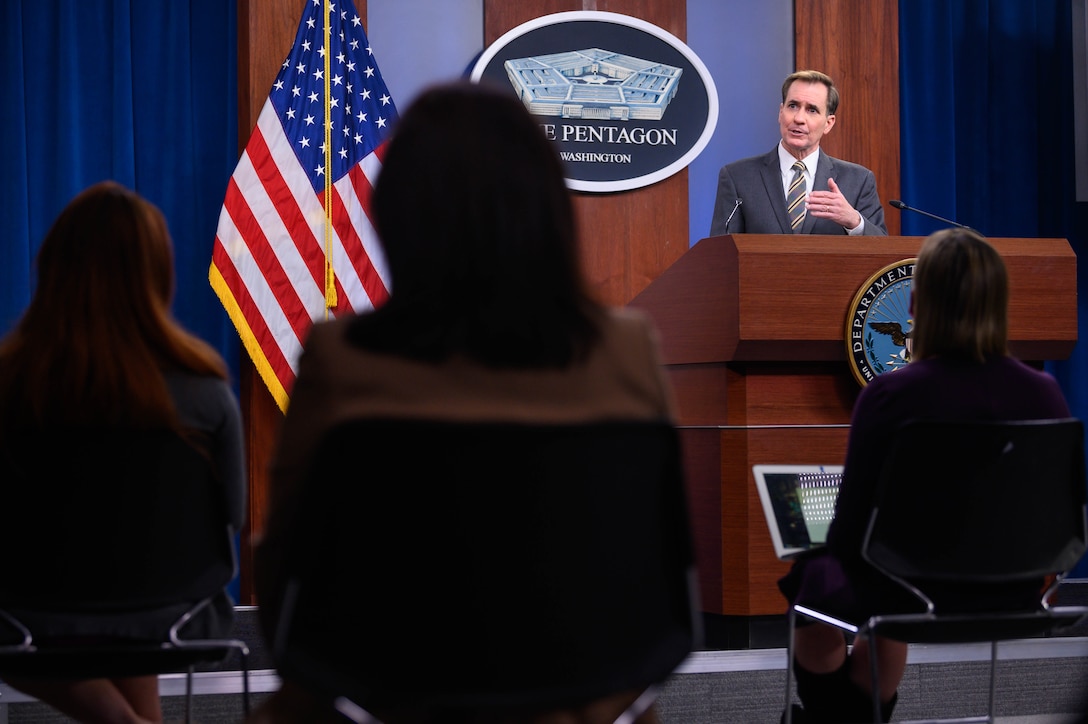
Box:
709, 70, 887, 237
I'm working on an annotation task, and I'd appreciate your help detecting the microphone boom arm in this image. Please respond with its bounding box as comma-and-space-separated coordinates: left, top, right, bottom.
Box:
889, 199, 974, 232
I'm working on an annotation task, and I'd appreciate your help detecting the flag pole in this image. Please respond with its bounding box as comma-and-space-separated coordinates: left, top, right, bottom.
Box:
322, 0, 336, 314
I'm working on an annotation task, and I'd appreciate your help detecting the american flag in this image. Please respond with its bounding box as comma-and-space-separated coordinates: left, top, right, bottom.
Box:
209, 0, 398, 411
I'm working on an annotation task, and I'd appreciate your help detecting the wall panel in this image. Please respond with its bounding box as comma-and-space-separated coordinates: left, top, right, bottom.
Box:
795, 0, 900, 235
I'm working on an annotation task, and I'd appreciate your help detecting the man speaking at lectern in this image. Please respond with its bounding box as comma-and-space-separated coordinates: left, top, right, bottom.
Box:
709, 70, 888, 237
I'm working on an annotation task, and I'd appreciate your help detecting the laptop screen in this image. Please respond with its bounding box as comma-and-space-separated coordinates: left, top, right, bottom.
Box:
753, 465, 844, 560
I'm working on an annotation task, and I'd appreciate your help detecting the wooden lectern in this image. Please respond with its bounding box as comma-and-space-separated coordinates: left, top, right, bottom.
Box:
628, 234, 1077, 619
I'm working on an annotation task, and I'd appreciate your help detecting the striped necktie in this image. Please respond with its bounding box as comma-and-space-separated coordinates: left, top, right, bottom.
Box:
787, 160, 807, 231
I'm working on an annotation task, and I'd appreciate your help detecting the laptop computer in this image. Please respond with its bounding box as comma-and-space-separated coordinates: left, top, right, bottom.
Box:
753, 464, 844, 560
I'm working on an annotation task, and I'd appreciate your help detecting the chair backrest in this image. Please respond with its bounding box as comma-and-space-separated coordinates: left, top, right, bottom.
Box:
274, 417, 699, 715
0, 427, 236, 612
863, 418, 1088, 585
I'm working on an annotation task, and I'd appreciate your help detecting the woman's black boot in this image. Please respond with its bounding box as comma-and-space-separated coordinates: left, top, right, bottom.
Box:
790, 657, 897, 723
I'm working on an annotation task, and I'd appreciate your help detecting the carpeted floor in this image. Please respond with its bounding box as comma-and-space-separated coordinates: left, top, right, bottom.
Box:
2, 583, 1086, 723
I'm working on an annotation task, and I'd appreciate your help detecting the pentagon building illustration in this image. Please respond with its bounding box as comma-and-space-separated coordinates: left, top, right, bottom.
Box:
504, 48, 682, 121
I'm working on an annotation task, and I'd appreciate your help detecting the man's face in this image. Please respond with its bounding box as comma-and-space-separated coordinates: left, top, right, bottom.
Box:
778, 80, 836, 159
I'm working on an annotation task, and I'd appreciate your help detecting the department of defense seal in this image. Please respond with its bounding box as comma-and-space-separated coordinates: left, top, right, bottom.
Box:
845, 259, 916, 386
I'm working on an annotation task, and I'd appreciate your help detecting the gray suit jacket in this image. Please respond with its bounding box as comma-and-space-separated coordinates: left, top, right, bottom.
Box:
709, 147, 887, 237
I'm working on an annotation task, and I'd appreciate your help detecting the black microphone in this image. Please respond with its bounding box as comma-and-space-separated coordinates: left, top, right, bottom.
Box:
723, 198, 743, 233
889, 199, 974, 232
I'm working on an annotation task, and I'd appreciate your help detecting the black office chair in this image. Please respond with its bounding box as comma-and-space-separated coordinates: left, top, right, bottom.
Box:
271, 417, 700, 723
0, 427, 250, 723
784, 417, 1088, 724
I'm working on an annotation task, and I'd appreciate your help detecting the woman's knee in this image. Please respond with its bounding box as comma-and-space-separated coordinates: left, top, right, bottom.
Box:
792, 622, 849, 674
848, 636, 908, 702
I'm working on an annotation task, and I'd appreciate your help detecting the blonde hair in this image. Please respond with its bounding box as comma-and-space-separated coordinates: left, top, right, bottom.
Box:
909, 228, 1009, 362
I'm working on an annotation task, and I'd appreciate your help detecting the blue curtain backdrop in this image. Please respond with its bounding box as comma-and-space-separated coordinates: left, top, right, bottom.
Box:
899, 1, 1088, 575
0, 1, 240, 380
3, 2, 1087, 576
0, 1, 241, 592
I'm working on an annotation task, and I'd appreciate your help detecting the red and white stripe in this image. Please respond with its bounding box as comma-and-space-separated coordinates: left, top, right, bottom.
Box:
210, 99, 390, 411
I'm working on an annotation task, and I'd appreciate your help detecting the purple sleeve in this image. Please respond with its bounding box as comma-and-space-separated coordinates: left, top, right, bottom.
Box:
825, 380, 891, 562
